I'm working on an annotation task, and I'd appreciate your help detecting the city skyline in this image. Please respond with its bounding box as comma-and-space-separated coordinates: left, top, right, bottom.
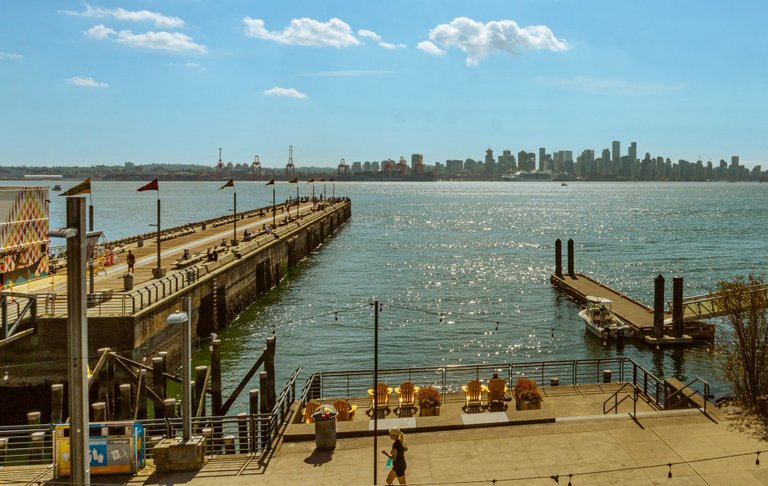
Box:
2, 1, 767, 167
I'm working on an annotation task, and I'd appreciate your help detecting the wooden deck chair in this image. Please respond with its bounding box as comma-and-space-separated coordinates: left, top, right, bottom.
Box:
395, 382, 420, 414
368, 382, 393, 414
462, 379, 484, 409
333, 399, 358, 421
302, 400, 320, 424
487, 378, 509, 410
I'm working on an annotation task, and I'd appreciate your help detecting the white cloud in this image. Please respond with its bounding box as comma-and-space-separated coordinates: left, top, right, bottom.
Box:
263, 87, 307, 99
378, 41, 406, 50
0, 51, 23, 60
67, 76, 108, 88
115, 30, 207, 53
86, 24, 116, 39
185, 62, 206, 72
243, 17, 360, 47
85, 24, 206, 53
424, 17, 568, 66
540, 76, 686, 96
61, 4, 184, 28
417, 41, 445, 56
358, 29, 381, 41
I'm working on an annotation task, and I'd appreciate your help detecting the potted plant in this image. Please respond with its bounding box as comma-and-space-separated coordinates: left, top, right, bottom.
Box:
514, 377, 542, 410
417, 385, 442, 416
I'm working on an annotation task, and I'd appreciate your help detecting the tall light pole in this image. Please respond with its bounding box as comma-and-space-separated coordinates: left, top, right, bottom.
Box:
372, 300, 379, 485
167, 297, 192, 441
51, 197, 90, 485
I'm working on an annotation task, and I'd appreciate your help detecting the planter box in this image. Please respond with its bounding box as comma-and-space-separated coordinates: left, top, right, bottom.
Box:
419, 406, 440, 417
516, 400, 541, 411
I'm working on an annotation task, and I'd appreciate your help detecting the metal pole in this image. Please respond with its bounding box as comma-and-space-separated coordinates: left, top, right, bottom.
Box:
182, 297, 192, 441
88, 202, 94, 295
296, 186, 299, 219
373, 299, 379, 485
66, 196, 90, 485
156, 197, 161, 269
233, 191, 237, 244
272, 187, 276, 227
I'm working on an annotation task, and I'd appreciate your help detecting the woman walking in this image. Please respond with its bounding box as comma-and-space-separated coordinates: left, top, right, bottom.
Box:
382, 427, 407, 484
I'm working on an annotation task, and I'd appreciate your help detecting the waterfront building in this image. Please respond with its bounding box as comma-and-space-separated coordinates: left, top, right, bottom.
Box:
484, 148, 495, 176
538, 147, 546, 172
351, 161, 363, 173
612, 140, 620, 168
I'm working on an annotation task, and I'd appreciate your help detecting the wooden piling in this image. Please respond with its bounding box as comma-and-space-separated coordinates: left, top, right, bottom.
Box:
51, 384, 64, 424
137, 369, 148, 420
92, 402, 107, 422
259, 372, 269, 414
0, 437, 7, 466
223, 435, 235, 455
249, 389, 259, 415
673, 276, 684, 338
567, 238, 575, 276
152, 357, 165, 419
265, 336, 276, 410
119, 384, 132, 420
27, 410, 41, 425
30, 431, 45, 464
555, 239, 562, 277
194, 365, 208, 416
211, 339, 222, 415
654, 274, 665, 339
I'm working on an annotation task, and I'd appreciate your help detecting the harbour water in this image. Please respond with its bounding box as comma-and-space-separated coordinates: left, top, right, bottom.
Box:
7, 180, 768, 409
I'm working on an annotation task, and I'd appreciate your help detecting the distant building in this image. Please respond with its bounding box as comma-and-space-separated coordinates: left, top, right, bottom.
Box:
539, 147, 546, 172
446, 159, 463, 175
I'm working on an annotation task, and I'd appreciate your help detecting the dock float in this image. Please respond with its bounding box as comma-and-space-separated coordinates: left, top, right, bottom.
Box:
550, 238, 714, 345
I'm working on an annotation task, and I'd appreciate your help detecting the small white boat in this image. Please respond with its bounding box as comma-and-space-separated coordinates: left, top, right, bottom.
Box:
578, 296, 631, 340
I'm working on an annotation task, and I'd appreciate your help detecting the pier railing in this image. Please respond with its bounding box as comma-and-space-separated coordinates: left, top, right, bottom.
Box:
299, 357, 671, 407
0, 367, 303, 466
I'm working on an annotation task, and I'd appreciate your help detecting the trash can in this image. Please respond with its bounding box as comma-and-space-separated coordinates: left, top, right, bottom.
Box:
123, 273, 134, 291
312, 404, 337, 450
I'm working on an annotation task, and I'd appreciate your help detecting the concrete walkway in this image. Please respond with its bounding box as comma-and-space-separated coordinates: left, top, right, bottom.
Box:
7, 395, 768, 485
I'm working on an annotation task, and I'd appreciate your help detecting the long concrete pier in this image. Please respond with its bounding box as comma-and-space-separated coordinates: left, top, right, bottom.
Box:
0, 198, 351, 391
550, 238, 714, 344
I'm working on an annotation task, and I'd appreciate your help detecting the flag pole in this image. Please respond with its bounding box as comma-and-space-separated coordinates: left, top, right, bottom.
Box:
296, 185, 299, 220
272, 186, 276, 227
156, 188, 161, 271
233, 190, 238, 245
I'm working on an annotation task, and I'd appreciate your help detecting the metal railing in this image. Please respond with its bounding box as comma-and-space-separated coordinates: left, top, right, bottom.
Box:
603, 381, 641, 417
33, 200, 351, 319
0, 424, 53, 467
300, 357, 641, 407
0, 367, 303, 466
666, 377, 710, 415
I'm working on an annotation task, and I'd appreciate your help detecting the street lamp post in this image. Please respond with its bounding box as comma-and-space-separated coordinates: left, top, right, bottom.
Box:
372, 299, 379, 485
167, 297, 192, 441
50, 197, 90, 485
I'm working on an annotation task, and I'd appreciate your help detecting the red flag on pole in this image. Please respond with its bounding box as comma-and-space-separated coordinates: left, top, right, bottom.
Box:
219, 179, 234, 189
137, 178, 159, 192
265, 179, 275, 186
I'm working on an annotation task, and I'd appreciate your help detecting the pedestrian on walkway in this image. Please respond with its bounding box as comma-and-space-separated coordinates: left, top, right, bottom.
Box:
126, 250, 135, 274
382, 427, 407, 484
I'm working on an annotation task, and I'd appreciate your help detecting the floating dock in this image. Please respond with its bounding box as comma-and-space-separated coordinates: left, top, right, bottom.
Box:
550, 238, 714, 344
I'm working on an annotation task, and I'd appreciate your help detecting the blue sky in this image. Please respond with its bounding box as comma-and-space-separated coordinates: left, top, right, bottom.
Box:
1, 1, 766, 168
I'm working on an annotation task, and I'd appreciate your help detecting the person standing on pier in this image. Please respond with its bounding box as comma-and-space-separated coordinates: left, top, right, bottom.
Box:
382, 428, 407, 484
126, 250, 135, 273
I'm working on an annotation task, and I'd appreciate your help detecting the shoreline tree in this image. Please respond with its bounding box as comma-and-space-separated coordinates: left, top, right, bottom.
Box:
716, 274, 768, 411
